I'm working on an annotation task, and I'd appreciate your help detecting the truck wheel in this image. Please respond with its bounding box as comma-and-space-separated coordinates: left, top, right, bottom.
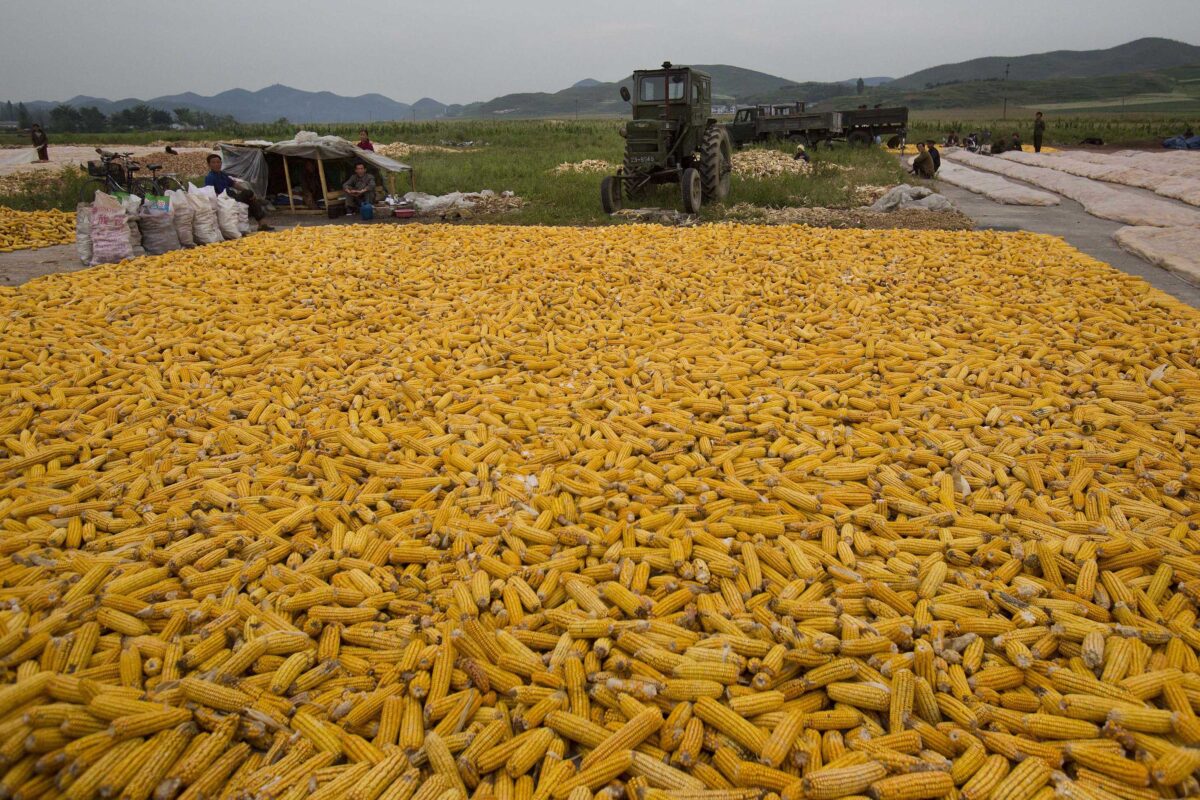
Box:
699, 126, 732, 202
847, 131, 872, 147
600, 176, 621, 214
681, 168, 702, 214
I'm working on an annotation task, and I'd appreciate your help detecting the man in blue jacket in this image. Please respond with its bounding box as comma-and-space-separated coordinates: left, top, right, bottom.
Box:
204, 154, 272, 231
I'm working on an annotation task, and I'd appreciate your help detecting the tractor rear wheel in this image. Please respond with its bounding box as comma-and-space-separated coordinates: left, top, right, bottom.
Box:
699, 125, 733, 202
681, 168, 702, 214
600, 176, 621, 214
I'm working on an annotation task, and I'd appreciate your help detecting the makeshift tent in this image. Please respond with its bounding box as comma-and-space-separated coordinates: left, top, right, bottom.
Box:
218, 133, 412, 213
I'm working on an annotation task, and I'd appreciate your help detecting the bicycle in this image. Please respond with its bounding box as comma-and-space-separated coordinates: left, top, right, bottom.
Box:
79, 148, 186, 203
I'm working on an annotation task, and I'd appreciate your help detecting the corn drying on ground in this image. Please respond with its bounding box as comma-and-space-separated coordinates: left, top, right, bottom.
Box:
0, 207, 75, 253
1, 223, 1200, 800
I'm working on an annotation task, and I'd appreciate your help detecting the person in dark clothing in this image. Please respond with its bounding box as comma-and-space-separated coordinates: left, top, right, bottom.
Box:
357, 129, 375, 152
1009, 132, 1023, 152
991, 137, 1007, 155
342, 162, 377, 214
910, 142, 935, 178
30, 124, 49, 161
925, 140, 941, 173
204, 154, 273, 231
1033, 112, 1046, 153
945, 131, 960, 147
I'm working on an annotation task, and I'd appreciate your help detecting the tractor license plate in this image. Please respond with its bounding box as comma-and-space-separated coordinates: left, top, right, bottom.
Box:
626, 155, 656, 164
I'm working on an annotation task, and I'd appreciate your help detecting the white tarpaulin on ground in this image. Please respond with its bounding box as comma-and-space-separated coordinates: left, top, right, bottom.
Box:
943, 149, 1200, 228
923, 159, 1060, 206
999, 151, 1200, 208
0, 149, 38, 166
1113, 226, 1200, 286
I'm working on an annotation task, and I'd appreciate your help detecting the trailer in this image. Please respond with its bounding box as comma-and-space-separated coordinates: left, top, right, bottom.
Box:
724, 103, 844, 148
838, 106, 909, 146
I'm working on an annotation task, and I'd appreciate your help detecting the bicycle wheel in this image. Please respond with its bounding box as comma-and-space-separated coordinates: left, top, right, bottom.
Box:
129, 179, 157, 199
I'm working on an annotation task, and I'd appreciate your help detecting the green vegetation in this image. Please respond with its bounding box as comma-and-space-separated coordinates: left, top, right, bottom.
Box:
0, 120, 905, 225
908, 114, 1195, 146
0, 167, 93, 212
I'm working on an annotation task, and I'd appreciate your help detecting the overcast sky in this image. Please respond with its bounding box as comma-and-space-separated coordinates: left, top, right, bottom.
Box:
3, 0, 1198, 104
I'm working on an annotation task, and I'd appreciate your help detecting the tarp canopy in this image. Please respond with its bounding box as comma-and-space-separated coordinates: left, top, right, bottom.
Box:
217, 133, 410, 209
266, 135, 410, 175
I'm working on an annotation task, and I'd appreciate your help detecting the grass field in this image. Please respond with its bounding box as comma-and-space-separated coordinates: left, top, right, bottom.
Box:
908, 111, 1195, 145
1, 120, 907, 224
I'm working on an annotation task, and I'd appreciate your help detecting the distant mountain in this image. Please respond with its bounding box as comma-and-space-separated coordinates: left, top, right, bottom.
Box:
890, 37, 1200, 89
449, 64, 829, 118
16, 84, 446, 123
14, 39, 1199, 126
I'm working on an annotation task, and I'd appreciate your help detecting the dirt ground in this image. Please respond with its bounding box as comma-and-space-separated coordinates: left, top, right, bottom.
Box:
0, 145, 213, 177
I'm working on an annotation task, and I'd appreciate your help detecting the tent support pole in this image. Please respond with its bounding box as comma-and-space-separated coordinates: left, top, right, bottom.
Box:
283, 156, 294, 212
317, 159, 329, 211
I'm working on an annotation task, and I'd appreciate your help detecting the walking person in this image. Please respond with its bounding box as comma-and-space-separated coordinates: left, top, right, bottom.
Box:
30, 124, 49, 162
1033, 112, 1046, 153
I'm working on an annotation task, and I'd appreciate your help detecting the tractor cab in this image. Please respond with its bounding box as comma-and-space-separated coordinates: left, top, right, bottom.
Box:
603, 62, 731, 214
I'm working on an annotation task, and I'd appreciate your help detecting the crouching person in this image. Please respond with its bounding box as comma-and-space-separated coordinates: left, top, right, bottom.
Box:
204, 154, 272, 231
343, 163, 376, 216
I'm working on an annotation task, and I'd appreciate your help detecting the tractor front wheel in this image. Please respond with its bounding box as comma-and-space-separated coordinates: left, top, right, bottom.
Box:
681, 168, 702, 214
847, 131, 872, 147
699, 126, 733, 202
600, 176, 621, 214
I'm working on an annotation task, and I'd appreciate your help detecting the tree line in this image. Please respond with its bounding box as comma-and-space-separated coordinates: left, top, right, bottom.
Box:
1, 101, 236, 132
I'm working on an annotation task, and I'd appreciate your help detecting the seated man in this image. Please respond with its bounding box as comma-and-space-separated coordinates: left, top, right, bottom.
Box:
1009, 132, 1023, 152
925, 140, 941, 173
342, 163, 376, 215
910, 142, 936, 179
204, 154, 272, 231
945, 131, 960, 147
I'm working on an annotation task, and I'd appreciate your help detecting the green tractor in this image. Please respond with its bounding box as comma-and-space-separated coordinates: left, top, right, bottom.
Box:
601, 62, 733, 214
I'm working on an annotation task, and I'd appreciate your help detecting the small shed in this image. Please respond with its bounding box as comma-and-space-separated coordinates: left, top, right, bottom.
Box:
218, 134, 412, 213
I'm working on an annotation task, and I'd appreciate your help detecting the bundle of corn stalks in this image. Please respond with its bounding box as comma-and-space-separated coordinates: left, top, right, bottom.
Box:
732, 150, 813, 178
551, 160, 615, 175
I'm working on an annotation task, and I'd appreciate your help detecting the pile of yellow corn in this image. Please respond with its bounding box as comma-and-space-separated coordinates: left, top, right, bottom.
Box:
0, 207, 75, 253
0, 223, 1199, 800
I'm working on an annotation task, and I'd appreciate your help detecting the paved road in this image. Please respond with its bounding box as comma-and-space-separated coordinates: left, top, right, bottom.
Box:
937, 183, 1200, 309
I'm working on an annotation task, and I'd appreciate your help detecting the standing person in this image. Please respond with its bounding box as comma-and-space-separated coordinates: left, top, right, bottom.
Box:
910, 142, 935, 179
342, 162, 376, 215
1033, 112, 1046, 153
30, 124, 49, 161
356, 129, 375, 151
204, 154, 273, 231
925, 140, 941, 174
